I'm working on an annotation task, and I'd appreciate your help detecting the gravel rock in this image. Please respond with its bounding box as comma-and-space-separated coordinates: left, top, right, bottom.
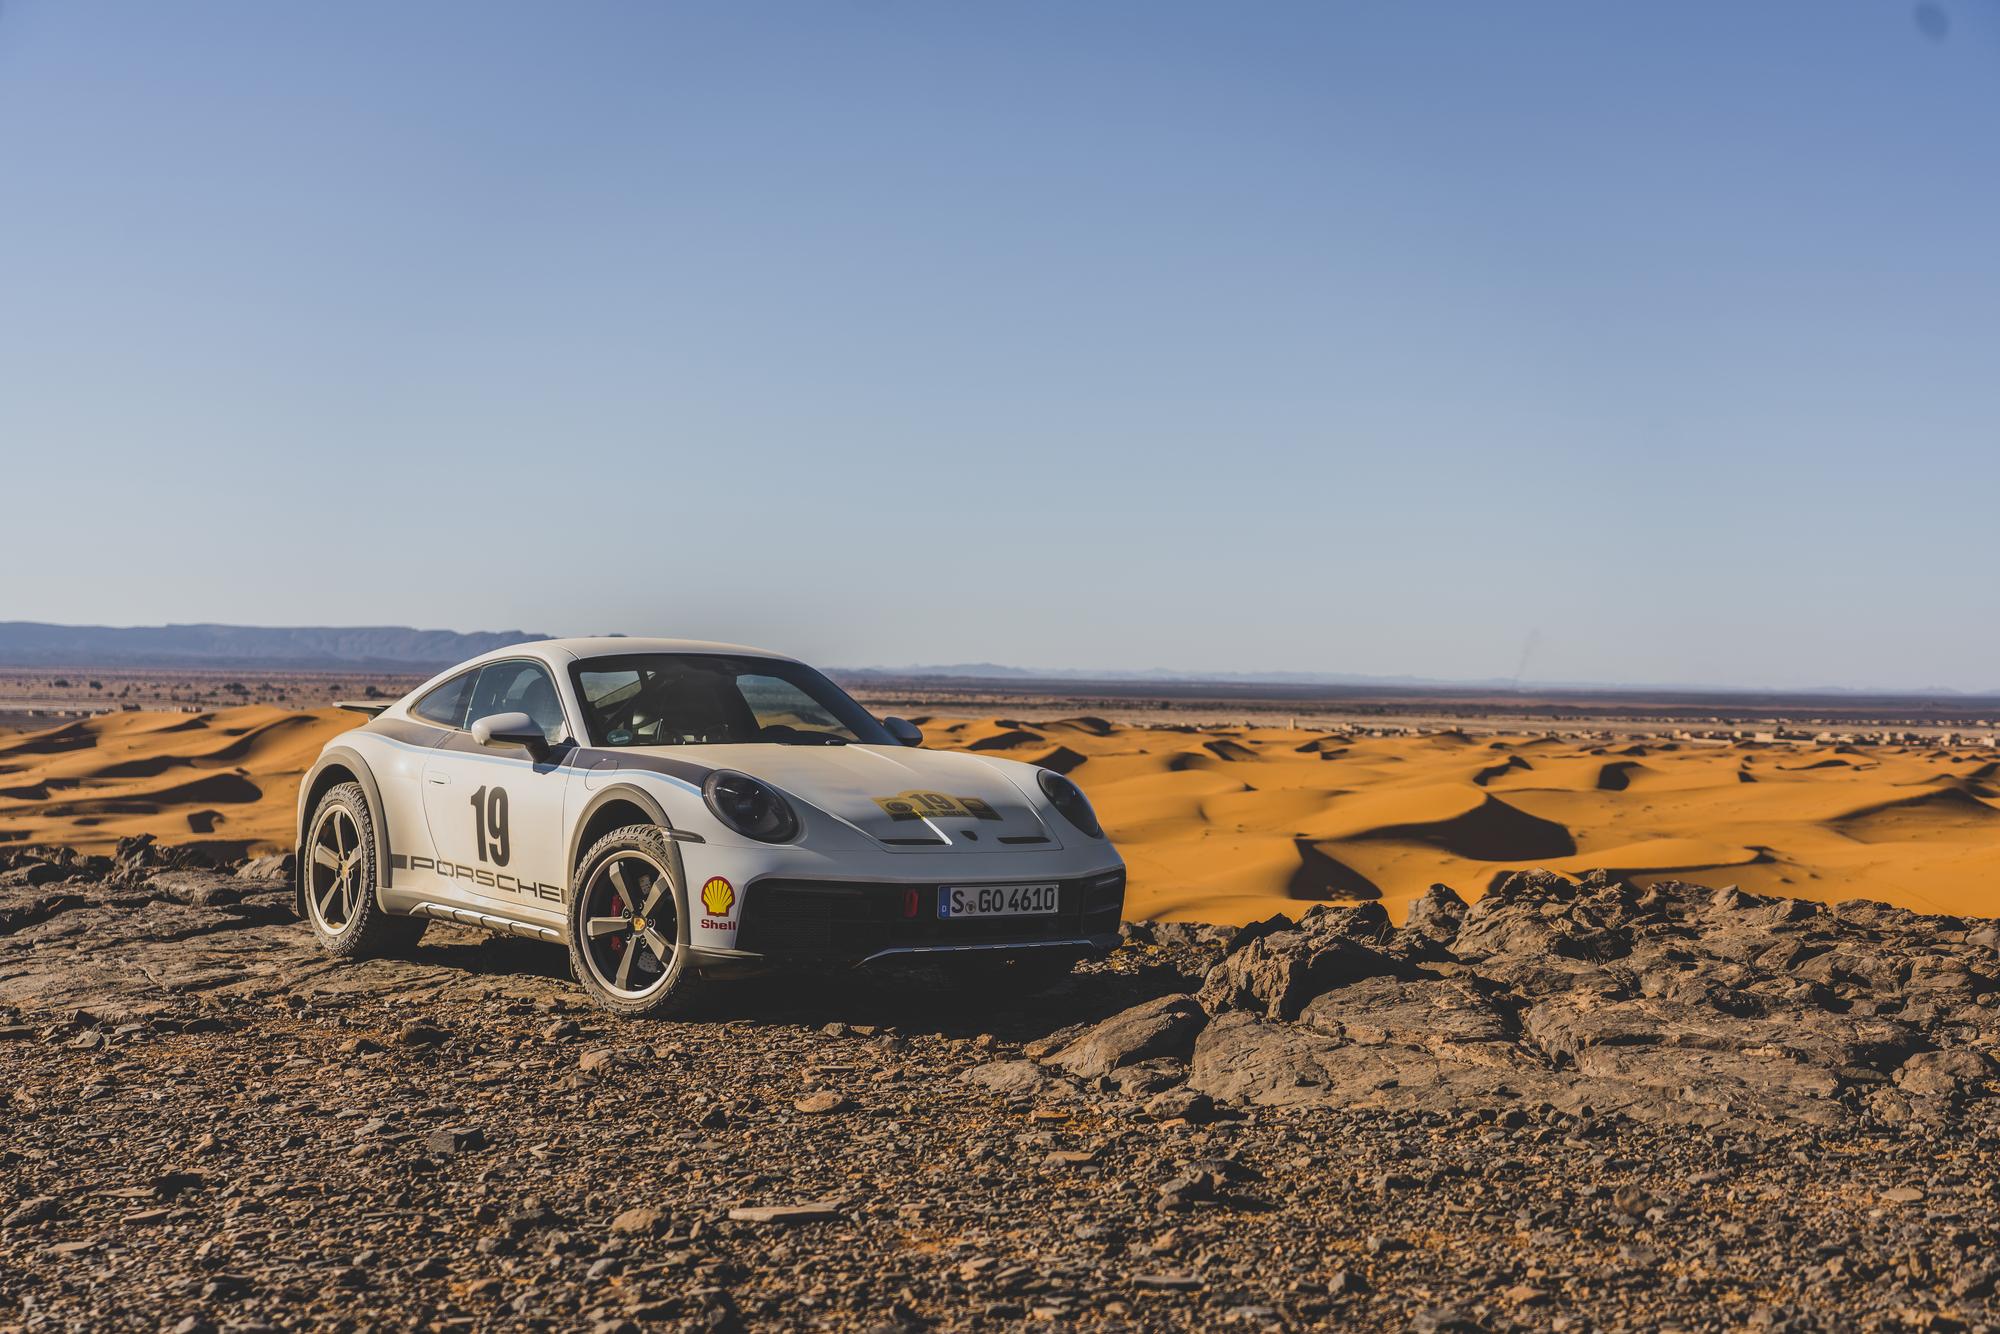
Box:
2, 845, 1999, 1328
1, 1197, 58, 1228
1143, 1087, 1215, 1123
792, 1090, 851, 1115
728, 1203, 841, 1225
960, 1060, 1053, 1098
609, 1207, 663, 1235
422, 1126, 486, 1155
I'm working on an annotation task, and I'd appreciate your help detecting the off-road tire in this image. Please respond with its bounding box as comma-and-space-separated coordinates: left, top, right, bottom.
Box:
567, 824, 699, 1019
303, 782, 425, 959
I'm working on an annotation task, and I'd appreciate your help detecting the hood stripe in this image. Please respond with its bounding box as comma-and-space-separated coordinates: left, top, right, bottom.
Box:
568, 747, 716, 788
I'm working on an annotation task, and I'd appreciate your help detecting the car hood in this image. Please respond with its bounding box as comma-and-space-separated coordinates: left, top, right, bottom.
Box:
638, 743, 1061, 848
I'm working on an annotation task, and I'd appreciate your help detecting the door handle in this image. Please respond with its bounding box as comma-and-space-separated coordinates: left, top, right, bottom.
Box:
426, 771, 450, 785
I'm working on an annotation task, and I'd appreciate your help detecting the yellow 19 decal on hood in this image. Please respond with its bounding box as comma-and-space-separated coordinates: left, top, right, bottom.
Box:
699, 876, 736, 930
875, 791, 1003, 822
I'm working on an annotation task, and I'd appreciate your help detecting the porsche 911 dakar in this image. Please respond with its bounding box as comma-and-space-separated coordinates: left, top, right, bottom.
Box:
295, 639, 1126, 1016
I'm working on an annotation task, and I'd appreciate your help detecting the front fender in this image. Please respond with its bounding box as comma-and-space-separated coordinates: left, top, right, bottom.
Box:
295, 745, 392, 917
566, 781, 681, 873
567, 779, 706, 951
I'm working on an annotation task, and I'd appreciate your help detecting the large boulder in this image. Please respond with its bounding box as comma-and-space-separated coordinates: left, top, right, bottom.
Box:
1401, 884, 1468, 941
1186, 1010, 1351, 1109
1043, 995, 1207, 1079
146, 870, 244, 908
1299, 974, 1517, 1063
236, 852, 295, 882
1197, 931, 1400, 1021
1450, 869, 1639, 964
1294, 901, 1395, 945
1790, 945, 1909, 997
1895, 1048, 1997, 1099
1187, 1009, 1555, 1115
0, 861, 68, 889
1519, 991, 1920, 1129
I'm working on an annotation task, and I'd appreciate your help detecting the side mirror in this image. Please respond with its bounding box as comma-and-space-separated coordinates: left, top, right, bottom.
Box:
883, 716, 923, 748
472, 711, 551, 760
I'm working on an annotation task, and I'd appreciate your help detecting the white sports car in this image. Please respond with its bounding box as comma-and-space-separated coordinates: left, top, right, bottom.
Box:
295, 638, 1126, 1016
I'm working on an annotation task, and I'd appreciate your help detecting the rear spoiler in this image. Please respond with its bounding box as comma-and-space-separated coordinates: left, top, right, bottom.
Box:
334, 700, 393, 718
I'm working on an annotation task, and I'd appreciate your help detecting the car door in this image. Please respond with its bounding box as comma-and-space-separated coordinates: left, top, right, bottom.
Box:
375, 668, 475, 904
420, 658, 575, 922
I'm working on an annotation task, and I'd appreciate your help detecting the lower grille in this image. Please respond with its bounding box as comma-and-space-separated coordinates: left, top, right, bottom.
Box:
736, 869, 1126, 960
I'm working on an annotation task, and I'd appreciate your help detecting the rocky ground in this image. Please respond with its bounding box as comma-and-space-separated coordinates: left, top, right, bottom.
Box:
3, 843, 1999, 1332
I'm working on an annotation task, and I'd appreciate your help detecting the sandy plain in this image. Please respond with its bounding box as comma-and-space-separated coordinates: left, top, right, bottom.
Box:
4, 705, 1999, 924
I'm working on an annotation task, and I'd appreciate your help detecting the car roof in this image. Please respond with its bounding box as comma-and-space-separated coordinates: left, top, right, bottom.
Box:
512, 636, 799, 665
381, 637, 809, 721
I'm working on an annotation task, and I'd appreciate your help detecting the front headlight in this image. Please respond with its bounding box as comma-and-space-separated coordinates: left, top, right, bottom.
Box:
1037, 768, 1104, 839
703, 770, 801, 843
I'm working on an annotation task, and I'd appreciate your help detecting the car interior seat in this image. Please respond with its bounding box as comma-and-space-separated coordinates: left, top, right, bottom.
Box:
512, 674, 566, 742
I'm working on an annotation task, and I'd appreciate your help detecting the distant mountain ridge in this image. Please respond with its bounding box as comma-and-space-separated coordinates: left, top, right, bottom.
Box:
0, 623, 549, 670
2, 625, 1989, 697
836, 662, 2000, 699
838, 661, 1527, 688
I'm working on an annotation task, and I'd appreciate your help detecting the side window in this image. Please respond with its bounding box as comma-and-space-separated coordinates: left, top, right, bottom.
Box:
467, 661, 568, 744
412, 671, 474, 728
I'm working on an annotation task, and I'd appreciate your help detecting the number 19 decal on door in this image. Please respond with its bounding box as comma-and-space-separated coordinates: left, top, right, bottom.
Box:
470, 785, 510, 866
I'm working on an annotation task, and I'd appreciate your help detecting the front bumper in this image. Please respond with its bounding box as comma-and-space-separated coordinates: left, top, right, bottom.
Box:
729, 866, 1125, 964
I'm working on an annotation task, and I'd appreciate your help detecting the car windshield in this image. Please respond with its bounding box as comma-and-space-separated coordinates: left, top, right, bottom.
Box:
570, 653, 895, 748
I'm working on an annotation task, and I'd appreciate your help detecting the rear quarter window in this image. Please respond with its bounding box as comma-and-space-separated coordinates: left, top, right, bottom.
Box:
412, 672, 473, 728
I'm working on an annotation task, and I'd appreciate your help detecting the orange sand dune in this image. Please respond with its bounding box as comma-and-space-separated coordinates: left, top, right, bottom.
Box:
7, 710, 2000, 923
0, 707, 359, 857
919, 718, 2000, 922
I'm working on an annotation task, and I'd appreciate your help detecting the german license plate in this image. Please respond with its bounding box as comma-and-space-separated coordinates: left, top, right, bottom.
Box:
937, 883, 1059, 919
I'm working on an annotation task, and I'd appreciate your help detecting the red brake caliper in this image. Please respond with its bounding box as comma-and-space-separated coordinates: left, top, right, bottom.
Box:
608, 894, 625, 954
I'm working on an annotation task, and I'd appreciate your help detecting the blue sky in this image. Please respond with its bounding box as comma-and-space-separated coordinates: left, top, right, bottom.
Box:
2, 2, 1996, 689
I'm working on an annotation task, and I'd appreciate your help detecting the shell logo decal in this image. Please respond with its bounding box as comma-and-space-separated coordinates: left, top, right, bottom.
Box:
700, 876, 735, 917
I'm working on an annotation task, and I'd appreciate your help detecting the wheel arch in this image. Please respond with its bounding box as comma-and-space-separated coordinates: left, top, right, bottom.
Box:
568, 783, 692, 929
296, 747, 392, 917
569, 783, 673, 874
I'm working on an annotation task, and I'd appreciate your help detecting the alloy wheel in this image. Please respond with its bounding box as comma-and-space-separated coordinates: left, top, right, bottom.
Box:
578, 851, 678, 999
307, 805, 364, 934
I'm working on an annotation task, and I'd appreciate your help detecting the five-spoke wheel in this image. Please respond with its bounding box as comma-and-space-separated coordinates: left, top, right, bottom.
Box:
302, 781, 423, 959
578, 849, 678, 999
306, 802, 364, 934
567, 824, 696, 1018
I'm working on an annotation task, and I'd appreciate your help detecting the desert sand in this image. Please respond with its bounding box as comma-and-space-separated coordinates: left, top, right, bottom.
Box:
918, 715, 2000, 923
0, 707, 356, 857
4, 707, 2000, 923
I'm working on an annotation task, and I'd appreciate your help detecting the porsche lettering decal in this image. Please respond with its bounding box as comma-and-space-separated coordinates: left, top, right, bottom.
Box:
389, 853, 562, 903
874, 791, 1003, 822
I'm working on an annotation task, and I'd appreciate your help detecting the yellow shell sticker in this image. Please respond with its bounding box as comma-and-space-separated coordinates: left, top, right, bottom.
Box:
874, 791, 1002, 822
700, 876, 735, 916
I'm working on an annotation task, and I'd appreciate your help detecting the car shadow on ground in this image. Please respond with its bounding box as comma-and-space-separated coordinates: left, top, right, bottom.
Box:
678, 961, 1195, 1041
404, 925, 1194, 1041
408, 930, 575, 982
